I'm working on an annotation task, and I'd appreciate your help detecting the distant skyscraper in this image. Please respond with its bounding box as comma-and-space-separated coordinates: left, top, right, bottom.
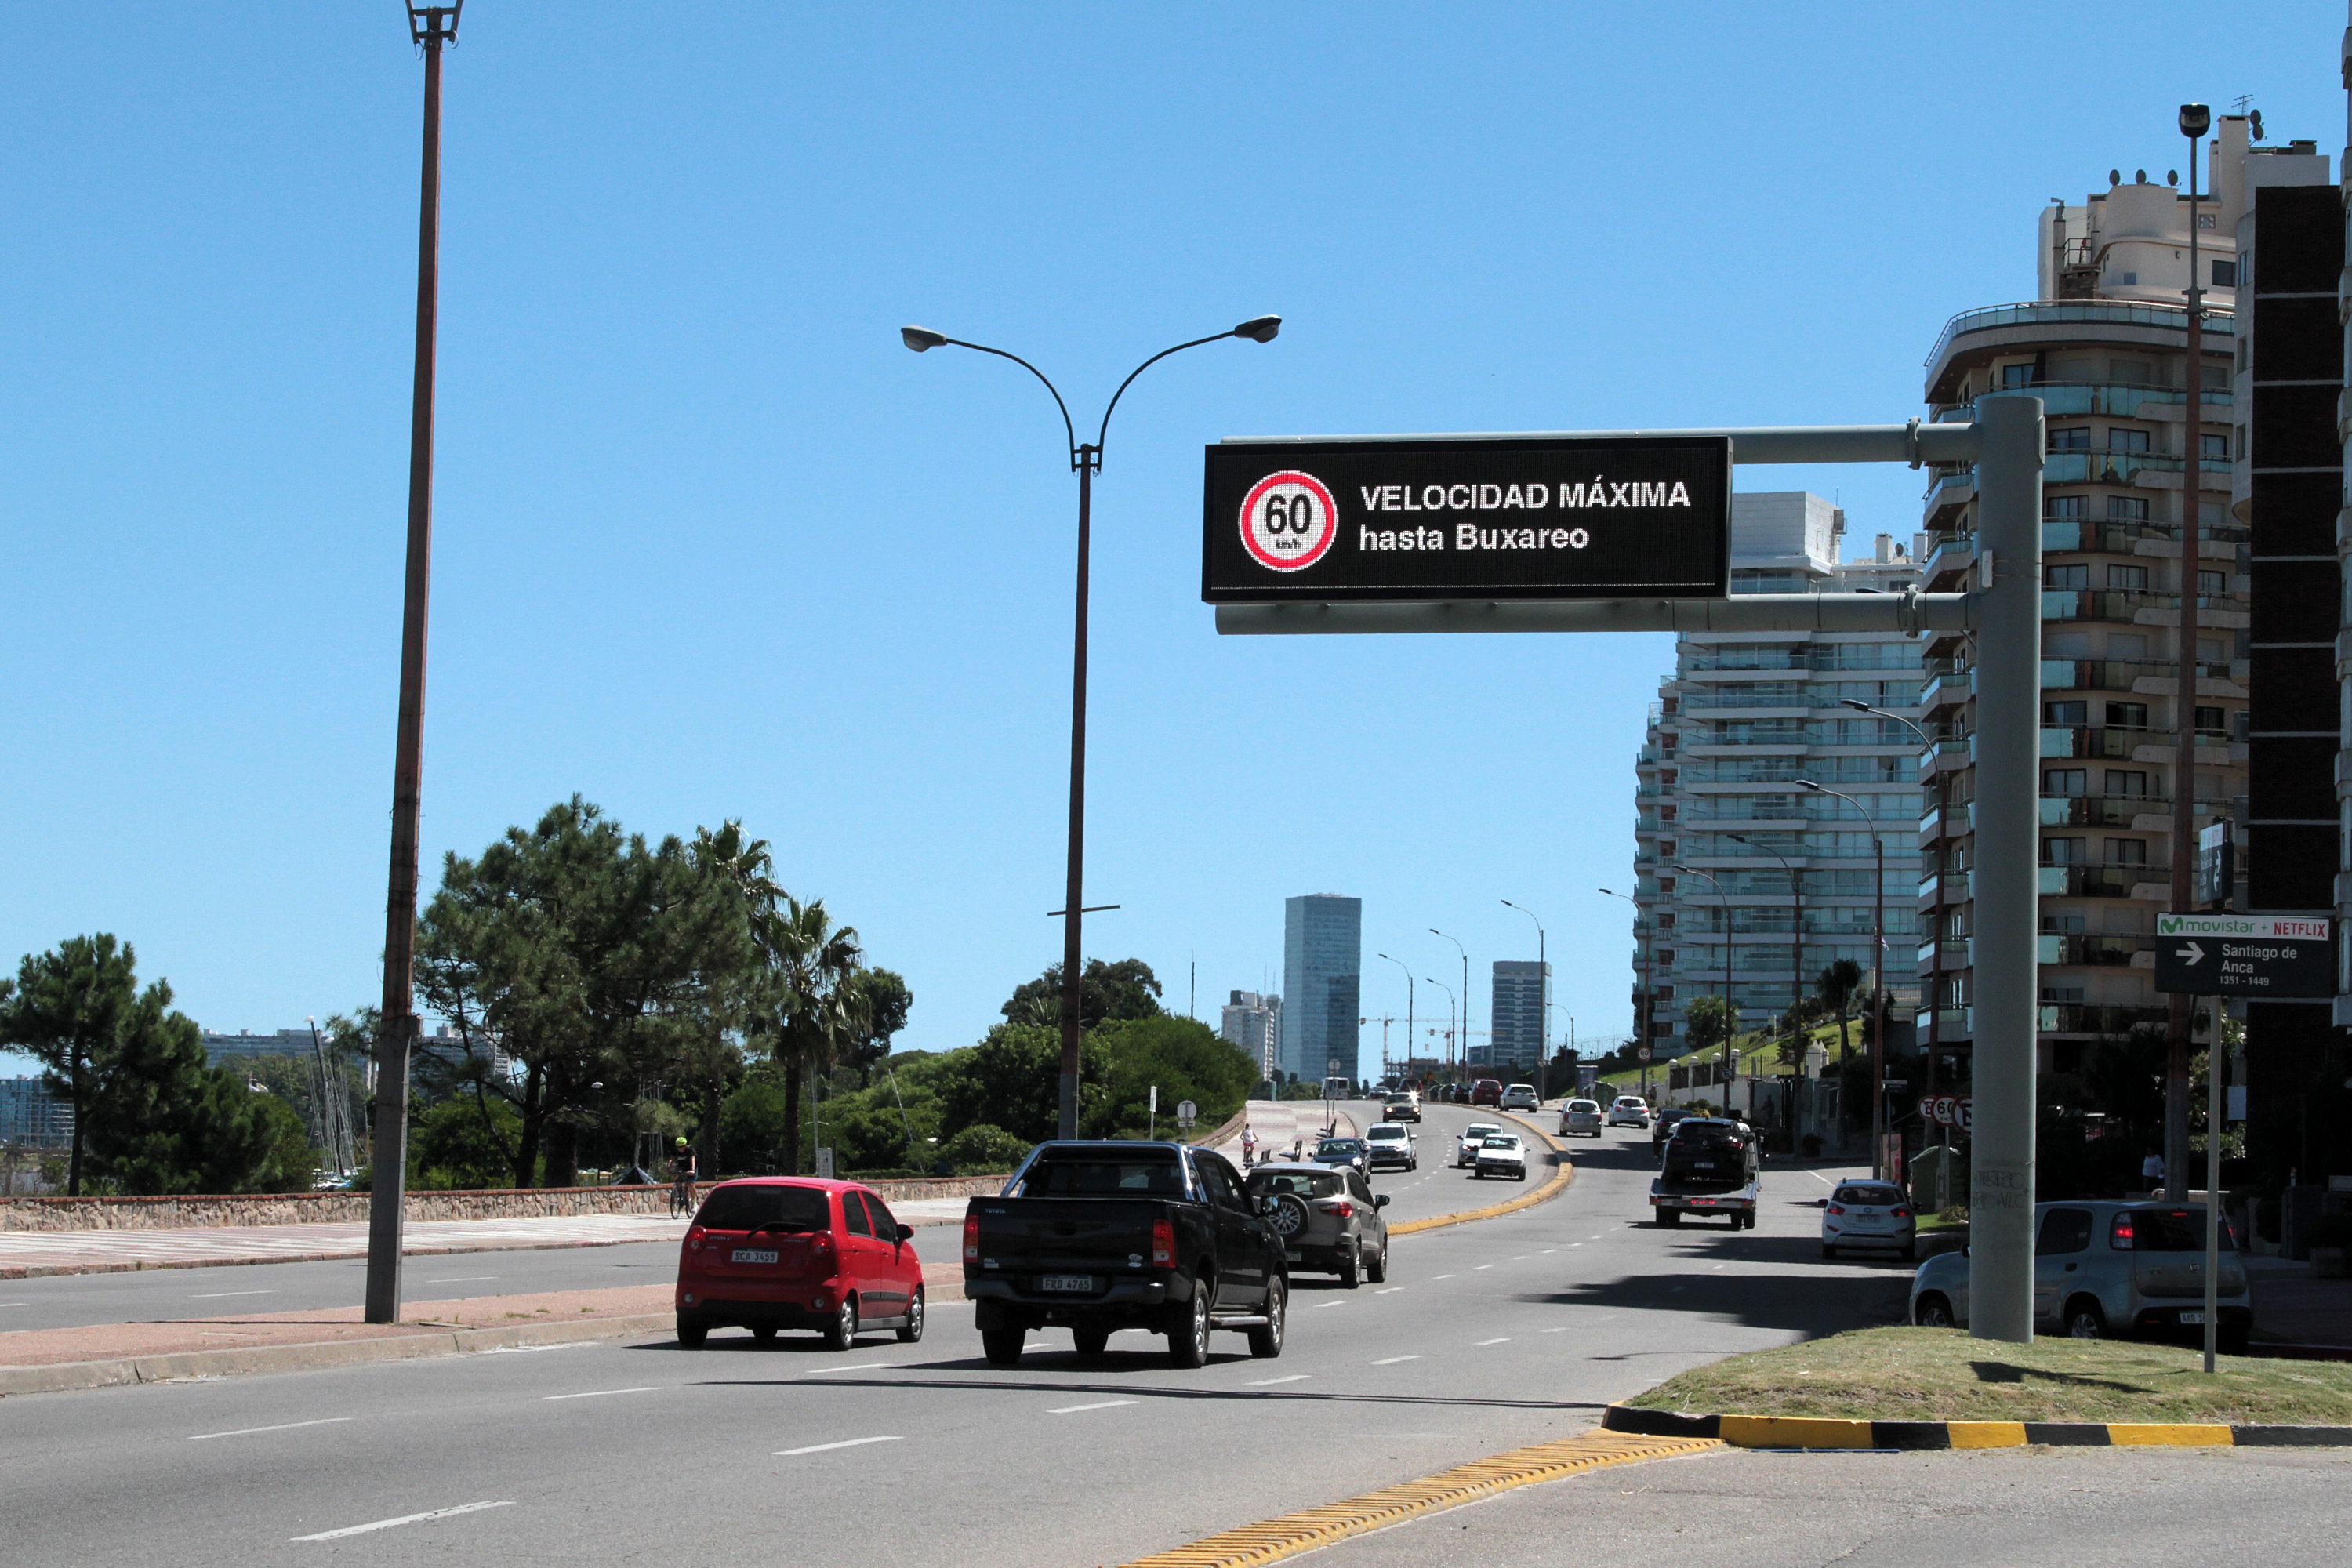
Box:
1486, 960, 1549, 1070
1219, 990, 1283, 1080
1281, 895, 1361, 1084
0, 1077, 74, 1150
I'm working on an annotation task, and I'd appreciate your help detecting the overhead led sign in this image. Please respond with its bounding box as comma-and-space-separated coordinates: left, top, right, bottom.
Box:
1202, 434, 1731, 603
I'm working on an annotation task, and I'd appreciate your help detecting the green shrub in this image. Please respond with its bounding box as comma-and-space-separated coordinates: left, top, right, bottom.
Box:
938, 1123, 1032, 1174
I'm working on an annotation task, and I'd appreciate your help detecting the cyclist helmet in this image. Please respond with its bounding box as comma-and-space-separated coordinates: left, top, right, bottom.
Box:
675, 1137, 688, 1148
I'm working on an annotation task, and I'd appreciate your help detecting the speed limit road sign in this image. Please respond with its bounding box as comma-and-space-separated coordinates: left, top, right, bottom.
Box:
1239, 470, 1338, 572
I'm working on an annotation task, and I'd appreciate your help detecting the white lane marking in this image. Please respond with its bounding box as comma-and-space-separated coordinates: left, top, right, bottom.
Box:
543, 1387, 659, 1401
191, 1417, 353, 1442
1375, 1287, 1403, 1294
1541, 1248, 1559, 1254
1513, 1255, 1530, 1260
190, 1290, 276, 1298
1315, 1300, 1345, 1308
1432, 1273, 1455, 1279
0, 1301, 28, 1308
1474, 1265, 1493, 1271
1248, 1374, 1310, 1385
775, 1436, 904, 1456
1588, 1234, 1605, 1240
292, 1501, 514, 1540
1541, 1327, 1571, 1334
797, 1362, 889, 1374
428, 1276, 498, 1283
1477, 1337, 1510, 1346
1371, 1355, 1422, 1366
1808, 1170, 1838, 1187
1049, 1399, 1138, 1414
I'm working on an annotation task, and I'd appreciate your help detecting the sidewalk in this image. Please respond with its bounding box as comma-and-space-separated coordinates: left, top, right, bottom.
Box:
0, 1211, 691, 1279
1200, 1098, 1360, 1166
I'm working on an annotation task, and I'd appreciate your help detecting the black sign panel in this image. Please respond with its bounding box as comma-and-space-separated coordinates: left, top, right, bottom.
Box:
1200, 435, 1731, 603
2154, 913, 2335, 998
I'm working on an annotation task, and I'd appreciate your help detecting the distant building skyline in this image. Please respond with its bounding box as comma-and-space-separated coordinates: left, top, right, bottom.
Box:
0, 1077, 74, 1150
1219, 989, 1283, 1081
1281, 895, 1361, 1084
1484, 960, 1549, 1069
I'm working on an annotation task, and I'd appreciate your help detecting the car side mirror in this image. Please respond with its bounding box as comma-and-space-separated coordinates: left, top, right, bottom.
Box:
897, 1223, 916, 1242
1257, 1195, 1279, 1215
1374, 1194, 1391, 1208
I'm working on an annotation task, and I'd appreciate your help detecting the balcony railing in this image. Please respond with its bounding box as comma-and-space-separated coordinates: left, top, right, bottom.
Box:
2038, 1003, 2170, 1036
2036, 864, 2168, 898
2042, 450, 2231, 488
1924, 299, 2234, 372
2042, 518, 2249, 553
2041, 588, 2238, 622
2040, 793, 2163, 828
1676, 688, 1923, 711
1933, 382, 2236, 425
2041, 657, 2232, 693
2038, 934, 2151, 967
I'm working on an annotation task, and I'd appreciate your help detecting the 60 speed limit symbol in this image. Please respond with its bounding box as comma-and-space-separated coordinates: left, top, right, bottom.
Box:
1240, 470, 1338, 572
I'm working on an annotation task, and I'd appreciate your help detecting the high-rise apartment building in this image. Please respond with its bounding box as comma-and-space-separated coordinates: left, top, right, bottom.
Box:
1630, 494, 1925, 1054
1219, 990, 1283, 1081
1281, 895, 1362, 1084
1913, 122, 2274, 1091
0, 1077, 74, 1149
1484, 960, 1549, 1070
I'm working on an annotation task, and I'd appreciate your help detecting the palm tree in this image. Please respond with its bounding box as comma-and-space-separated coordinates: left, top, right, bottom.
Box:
685, 821, 783, 1174
1816, 959, 1864, 1128
754, 895, 868, 1174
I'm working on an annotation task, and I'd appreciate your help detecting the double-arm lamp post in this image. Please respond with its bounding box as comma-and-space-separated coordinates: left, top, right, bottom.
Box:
1598, 887, 1650, 1098
1726, 833, 1804, 1105
1501, 899, 1548, 1087
902, 316, 1280, 1138
1799, 779, 1893, 1180
1377, 953, 1415, 1083
1429, 928, 1469, 1075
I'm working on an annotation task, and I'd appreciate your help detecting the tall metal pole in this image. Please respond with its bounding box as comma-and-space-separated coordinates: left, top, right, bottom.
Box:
1800, 782, 1890, 1178
1969, 392, 2046, 1343
2166, 105, 2212, 1200
1377, 953, 1414, 1081
367, 2, 460, 1327
2203, 990, 2223, 1371
1057, 446, 1097, 1140
1502, 901, 1548, 1082
1431, 929, 1468, 1073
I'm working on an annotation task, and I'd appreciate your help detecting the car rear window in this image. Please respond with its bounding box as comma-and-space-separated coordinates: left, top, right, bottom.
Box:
1015, 1152, 1186, 1196
1568, 1101, 1599, 1112
1247, 1170, 1340, 1199
1368, 1127, 1407, 1142
1833, 1184, 1905, 1205
694, 1183, 832, 1233
2111, 1207, 2235, 1252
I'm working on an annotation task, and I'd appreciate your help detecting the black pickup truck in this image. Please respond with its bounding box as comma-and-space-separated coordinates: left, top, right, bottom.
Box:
963, 1141, 1287, 1368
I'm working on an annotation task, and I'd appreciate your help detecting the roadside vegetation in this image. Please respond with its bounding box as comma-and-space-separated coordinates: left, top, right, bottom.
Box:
1625, 1325, 2352, 1425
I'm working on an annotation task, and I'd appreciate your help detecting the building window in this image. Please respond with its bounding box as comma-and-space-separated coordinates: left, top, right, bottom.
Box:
2049, 426, 2092, 451
2108, 357, 2154, 386
2048, 495, 2088, 518
2042, 985, 2087, 1003
2108, 428, 2151, 453
2046, 563, 2089, 587
2115, 272, 2140, 285
2105, 838, 2148, 865
2043, 913, 2088, 932
2107, 496, 2149, 521
2196, 569, 2227, 596
2106, 702, 2150, 730
2044, 768, 2088, 795
2103, 769, 2150, 797
2106, 564, 2149, 590
2044, 837, 2088, 864
2000, 363, 2038, 388
2045, 700, 2089, 725
2195, 706, 2227, 735
2200, 432, 2227, 460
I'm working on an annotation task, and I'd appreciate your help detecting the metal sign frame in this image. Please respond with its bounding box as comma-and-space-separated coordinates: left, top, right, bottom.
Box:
1210, 399, 2047, 1345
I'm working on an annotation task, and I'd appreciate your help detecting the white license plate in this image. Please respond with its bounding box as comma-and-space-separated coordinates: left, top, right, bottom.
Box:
731, 1248, 779, 1265
1284, 1250, 1304, 1261
1037, 1274, 1095, 1293
2179, 1310, 2206, 1325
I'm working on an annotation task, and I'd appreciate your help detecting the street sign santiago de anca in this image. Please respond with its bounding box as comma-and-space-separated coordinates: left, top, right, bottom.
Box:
2154, 911, 2334, 998
1201, 434, 1731, 602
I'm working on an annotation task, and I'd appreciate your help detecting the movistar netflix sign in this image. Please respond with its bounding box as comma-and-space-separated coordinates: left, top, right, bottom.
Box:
1201, 434, 1730, 603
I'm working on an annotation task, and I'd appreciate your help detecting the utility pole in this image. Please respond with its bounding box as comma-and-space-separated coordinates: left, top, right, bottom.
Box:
366, 0, 462, 1327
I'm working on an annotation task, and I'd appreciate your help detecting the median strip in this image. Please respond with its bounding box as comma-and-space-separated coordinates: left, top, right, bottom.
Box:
1116, 1428, 1721, 1568
1386, 1110, 1572, 1236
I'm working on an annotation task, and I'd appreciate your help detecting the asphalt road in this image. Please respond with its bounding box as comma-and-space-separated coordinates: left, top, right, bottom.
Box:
0, 1118, 1911, 1567
0, 1099, 1508, 1333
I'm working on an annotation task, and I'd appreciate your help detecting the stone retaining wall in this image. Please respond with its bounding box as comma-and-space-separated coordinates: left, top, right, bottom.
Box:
0, 1174, 1010, 1232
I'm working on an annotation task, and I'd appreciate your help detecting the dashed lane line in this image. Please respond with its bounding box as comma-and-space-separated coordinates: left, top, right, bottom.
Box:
1371, 1355, 1421, 1366
1476, 1338, 1510, 1346
1248, 1374, 1310, 1386
191, 1417, 353, 1442
292, 1501, 514, 1541
1431, 1273, 1455, 1280
190, 1290, 276, 1299
1375, 1287, 1402, 1295
544, 1387, 659, 1401
1051, 1399, 1139, 1414
775, 1436, 903, 1456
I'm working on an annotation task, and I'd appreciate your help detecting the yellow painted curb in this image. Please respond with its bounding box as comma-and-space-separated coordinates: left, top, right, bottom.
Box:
1719, 1414, 1872, 1449
1116, 1429, 1723, 1568
1389, 1111, 1573, 1237
2106, 1423, 2234, 1447
1947, 1421, 2030, 1449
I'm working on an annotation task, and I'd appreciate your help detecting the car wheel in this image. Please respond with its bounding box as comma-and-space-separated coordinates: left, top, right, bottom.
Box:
1247, 1276, 1287, 1359
896, 1287, 925, 1344
1338, 1243, 1363, 1289
1901, 1240, 1917, 1264
1167, 1279, 1212, 1368
1073, 1325, 1110, 1356
750, 1324, 779, 1343
1657, 1210, 1681, 1227
675, 1315, 708, 1348
821, 1295, 858, 1351
2065, 1299, 2107, 1340
981, 1325, 1025, 1367
2218, 1324, 2250, 1356
1822, 1243, 1838, 1259
1915, 1293, 1955, 1328
1365, 1240, 1388, 1284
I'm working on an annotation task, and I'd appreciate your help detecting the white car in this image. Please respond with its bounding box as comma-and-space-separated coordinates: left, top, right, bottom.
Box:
1607, 1095, 1651, 1127
1365, 1123, 1417, 1171
1501, 1083, 1541, 1112
1472, 1133, 1527, 1181
1454, 1122, 1504, 1167
1558, 1098, 1604, 1137
1823, 1179, 1916, 1260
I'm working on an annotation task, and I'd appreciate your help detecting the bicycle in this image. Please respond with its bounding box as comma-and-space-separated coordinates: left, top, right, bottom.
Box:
669, 1177, 696, 1220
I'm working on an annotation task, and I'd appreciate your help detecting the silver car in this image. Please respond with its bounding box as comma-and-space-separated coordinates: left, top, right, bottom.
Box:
1454, 1122, 1504, 1167
1822, 1179, 1915, 1260
1909, 1200, 2251, 1352
1247, 1160, 1392, 1289
1558, 1098, 1604, 1138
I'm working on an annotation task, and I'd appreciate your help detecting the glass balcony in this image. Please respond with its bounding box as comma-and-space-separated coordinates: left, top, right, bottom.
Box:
2041, 588, 2238, 622
2041, 657, 2231, 693
1924, 300, 2233, 373
2042, 518, 2248, 553
2041, 794, 2163, 828
2042, 450, 2231, 487
1933, 382, 2235, 425
2039, 934, 2151, 967
2038, 864, 2167, 898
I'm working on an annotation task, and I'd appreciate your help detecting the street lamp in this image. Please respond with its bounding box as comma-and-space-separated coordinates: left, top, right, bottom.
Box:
1599, 887, 1651, 1100
904, 314, 1281, 1139
1501, 899, 1548, 1088
1376, 953, 1415, 1085
1429, 928, 1469, 1076
367, 0, 464, 1327
1800, 778, 1894, 1179
1845, 696, 1951, 1112
1726, 833, 1804, 1104
1669, 862, 1735, 1044
1423, 977, 1457, 1080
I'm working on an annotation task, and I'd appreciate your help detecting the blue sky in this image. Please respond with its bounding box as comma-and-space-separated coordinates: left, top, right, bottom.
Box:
2, 3, 2339, 1077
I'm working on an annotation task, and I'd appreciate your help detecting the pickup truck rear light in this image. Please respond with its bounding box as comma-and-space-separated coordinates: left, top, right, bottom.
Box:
687, 1225, 706, 1252
1316, 1200, 1354, 1218
1151, 1218, 1176, 1267
964, 1214, 981, 1263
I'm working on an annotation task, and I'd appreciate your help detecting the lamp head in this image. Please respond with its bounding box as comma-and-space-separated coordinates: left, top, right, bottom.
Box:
900, 325, 949, 353
2180, 102, 2211, 139
1796, 779, 1824, 792
1839, 699, 1874, 713
1232, 314, 1282, 343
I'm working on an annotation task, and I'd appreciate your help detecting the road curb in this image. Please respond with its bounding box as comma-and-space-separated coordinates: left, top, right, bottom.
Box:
1116, 1428, 1722, 1567
1601, 1402, 2352, 1449
1388, 1110, 1573, 1236
0, 1276, 971, 1398
0, 1232, 683, 1282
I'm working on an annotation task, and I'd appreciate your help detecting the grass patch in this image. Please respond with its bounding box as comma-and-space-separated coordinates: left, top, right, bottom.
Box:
1625, 1326, 2352, 1425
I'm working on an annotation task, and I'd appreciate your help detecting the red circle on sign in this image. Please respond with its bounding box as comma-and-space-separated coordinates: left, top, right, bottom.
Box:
1239, 470, 1339, 572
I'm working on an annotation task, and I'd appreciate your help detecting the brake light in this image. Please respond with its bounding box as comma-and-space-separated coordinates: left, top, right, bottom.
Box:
1891, 1208, 1911, 1219
687, 1225, 706, 1252
1825, 1204, 1845, 1216
1316, 1201, 1354, 1218
2111, 1215, 2136, 1249
1151, 1218, 1175, 1267
964, 1214, 980, 1263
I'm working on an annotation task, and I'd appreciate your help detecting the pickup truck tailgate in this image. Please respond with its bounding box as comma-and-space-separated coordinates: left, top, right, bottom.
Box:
967, 1198, 1163, 1277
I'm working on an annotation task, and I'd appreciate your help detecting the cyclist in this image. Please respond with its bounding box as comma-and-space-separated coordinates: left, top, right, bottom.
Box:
668, 1137, 697, 1218
1240, 1124, 1257, 1167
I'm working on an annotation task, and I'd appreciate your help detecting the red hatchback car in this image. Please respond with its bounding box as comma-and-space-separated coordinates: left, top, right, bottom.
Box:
675, 1178, 926, 1350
